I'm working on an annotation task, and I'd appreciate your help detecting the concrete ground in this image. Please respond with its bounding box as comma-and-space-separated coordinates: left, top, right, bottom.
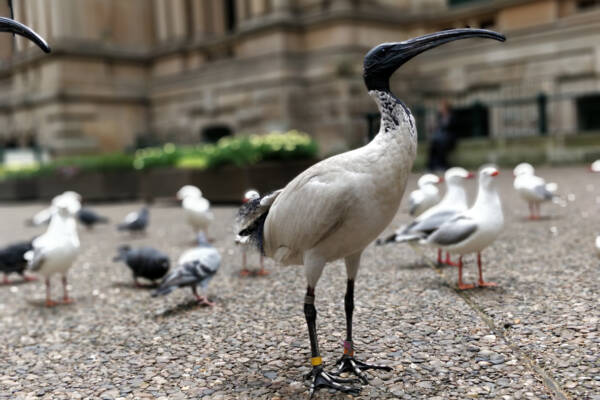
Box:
0, 166, 598, 400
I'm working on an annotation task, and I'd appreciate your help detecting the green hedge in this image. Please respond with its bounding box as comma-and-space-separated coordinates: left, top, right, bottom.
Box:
0, 131, 318, 181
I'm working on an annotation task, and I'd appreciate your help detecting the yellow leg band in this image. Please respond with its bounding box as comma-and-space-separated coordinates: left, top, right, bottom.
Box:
311, 356, 322, 366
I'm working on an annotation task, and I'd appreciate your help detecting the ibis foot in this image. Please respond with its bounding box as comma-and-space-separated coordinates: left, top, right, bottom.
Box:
334, 355, 392, 384
305, 366, 360, 398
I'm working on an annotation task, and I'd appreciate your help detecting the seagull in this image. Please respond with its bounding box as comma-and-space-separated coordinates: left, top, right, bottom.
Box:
113, 245, 170, 287
378, 167, 473, 265
408, 173, 442, 217
177, 186, 213, 241
0, 241, 36, 284
595, 236, 600, 256
590, 160, 600, 172
77, 208, 109, 230
423, 166, 504, 289
152, 236, 221, 306
235, 29, 505, 396
25, 197, 81, 306
513, 163, 557, 220
117, 207, 149, 234
28, 191, 82, 227
236, 190, 267, 277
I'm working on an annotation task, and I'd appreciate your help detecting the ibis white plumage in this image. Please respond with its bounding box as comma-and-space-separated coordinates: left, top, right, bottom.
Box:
424, 166, 504, 289
513, 163, 557, 220
236, 29, 505, 396
408, 173, 441, 217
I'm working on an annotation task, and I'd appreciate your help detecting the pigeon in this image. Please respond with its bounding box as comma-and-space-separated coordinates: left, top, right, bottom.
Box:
513, 163, 557, 220
423, 166, 504, 289
152, 236, 220, 306
77, 208, 109, 229
25, 196, 81, 306
408, 173, 442, 217
236, 190, 267, 276
113, 245, 170, 286
0, 241, 36, 284
176, 186, 213, 241
117, 207, 149, 234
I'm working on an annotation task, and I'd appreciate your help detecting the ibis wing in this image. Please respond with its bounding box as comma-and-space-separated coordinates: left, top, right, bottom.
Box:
264, 165, 356, 260
428, 216, 477, 246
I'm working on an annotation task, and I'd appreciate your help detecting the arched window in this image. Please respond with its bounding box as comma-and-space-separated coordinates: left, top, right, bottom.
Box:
202, 125, 232, 143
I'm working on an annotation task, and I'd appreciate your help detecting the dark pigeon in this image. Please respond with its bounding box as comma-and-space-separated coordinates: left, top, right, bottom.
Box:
152, 238, 220, 306
77, 208, 109, 229
0, 241, 36, 283
113, 245, 170, 286
117, 207, 149, 233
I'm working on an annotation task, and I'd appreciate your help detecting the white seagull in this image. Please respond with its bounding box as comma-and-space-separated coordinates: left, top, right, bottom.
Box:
408, 173, 442, 217
424, 166, 504, 289
235, 190, 267, 276
177, 185, 213, 241
28, 191, 82, 227
513, 163, 557, 220
379, 167, 473, 265
235, 29, 505, 396
590, 160, 600, 172
25, 196, 81, 306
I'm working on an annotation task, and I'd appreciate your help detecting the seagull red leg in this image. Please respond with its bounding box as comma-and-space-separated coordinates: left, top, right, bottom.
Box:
62, 275, 74, 304
444, 252, 458, 267
457, 256, 474, 290
528, 202, 536, 220
477, 252, 497, 288
45, 277, 57, 307
239, 251, 250, 277
437, 249, 443, 264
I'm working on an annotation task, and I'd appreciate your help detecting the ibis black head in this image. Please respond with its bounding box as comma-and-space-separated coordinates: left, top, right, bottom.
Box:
363, 28, 505, 92
0, 16, 50, 53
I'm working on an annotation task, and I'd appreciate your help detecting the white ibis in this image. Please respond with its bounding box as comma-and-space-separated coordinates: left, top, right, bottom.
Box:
236, 29, 505, 396
424, 166, 504, 289
236, 190, 267, 276
408, 173, 441, 217
513, 163, 557, 220
176, 185, 213, 242
378, 167, 473, 265
25, 196, 81, 306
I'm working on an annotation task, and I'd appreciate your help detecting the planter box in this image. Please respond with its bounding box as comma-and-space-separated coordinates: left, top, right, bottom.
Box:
0, 159, 318, 203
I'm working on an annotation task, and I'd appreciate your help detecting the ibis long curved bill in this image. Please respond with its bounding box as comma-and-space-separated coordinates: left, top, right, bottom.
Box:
0, 16, 50, 53
364, 28, 505, 92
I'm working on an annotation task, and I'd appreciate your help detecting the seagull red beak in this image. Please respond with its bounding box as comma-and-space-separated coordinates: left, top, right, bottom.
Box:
491, 170, 499, 177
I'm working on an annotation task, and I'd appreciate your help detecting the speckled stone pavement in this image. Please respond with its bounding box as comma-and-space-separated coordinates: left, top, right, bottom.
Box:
0, 166, 598, 399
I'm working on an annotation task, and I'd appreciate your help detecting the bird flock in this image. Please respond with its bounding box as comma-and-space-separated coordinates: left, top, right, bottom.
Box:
1, 21, 590, 397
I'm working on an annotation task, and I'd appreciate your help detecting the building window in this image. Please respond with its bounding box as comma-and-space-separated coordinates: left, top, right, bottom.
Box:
448, 0, 491, 7
452, 103, 489, 138
577, 95, 600, 132
225, 0, 237, 33
577, 0, 600, 10
202, 125, 232, 143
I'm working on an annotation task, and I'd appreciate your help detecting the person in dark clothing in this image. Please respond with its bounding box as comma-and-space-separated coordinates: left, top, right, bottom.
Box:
428, 100, 457, 172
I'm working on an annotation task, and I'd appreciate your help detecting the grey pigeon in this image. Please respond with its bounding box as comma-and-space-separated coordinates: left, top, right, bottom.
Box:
152, 237, 220, 306
113, 245, 170, 286
77, 208, 109, 230
117, 207, 149, 234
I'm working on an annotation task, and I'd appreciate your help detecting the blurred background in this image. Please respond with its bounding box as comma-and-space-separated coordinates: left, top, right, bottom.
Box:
1, 0, 600, 199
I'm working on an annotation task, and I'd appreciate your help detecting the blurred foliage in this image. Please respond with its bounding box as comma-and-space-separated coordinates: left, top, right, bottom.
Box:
0, 131, 317, 181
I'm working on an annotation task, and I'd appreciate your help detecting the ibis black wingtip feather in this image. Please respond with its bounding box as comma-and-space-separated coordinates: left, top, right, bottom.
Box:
0, 16, 50, 53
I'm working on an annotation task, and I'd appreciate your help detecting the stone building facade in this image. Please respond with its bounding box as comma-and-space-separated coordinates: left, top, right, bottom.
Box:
0, 0, 599, 156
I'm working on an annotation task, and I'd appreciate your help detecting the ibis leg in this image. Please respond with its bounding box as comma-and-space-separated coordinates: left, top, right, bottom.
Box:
304, 287, 360, 398
256, 254, 269, 276
334, 279, 392, 384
